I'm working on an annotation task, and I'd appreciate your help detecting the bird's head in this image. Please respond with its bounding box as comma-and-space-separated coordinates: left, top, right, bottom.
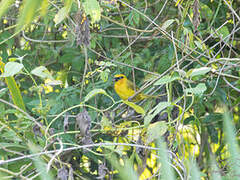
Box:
113, 74, 126, 82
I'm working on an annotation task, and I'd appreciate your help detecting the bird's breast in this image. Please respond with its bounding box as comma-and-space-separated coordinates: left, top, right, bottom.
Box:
114, 79, 134, 100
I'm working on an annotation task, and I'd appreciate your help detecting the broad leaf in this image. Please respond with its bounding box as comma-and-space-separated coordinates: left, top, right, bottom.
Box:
31, 66, 53, 79
83, 0, 101, 23
144, 102, 171, 125
146, 121, 168, 144
184, 83, 207, 95
1, 62, 23, 77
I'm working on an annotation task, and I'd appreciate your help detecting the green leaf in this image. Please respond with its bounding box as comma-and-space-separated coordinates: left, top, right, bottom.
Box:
161, 19, 175, 30
217, 26, 230, 40
28, 142, 54, 180
83, 0, 101, 23
194, 40, 203, 50
54, 0, 73, 25
223, 111, 240, 177
146, 121, 168, 144
96, 61, 117, 67
210, 156, 222, 180
184, 83, 207, 95
54, 7, 68, 25
190, 159, 202, 180
154, 75, 180, 85
123, 100, 145, 115
144, 102, 171, 125
187, 67, 211, 78
0, 88, 8, 98
0, 0, 14, 20
132, 11, 140, 25
84, 88, 113, 102
1, 62, 23, 77
0, 61, 26, 111
16, 0, 41, 31
100, 69, 110, 82
156, 138, 175, 180
31, 66, 53, 79
107, 154, 138, 180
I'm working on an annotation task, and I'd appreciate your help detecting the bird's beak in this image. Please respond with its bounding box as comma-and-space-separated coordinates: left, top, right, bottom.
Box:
113, 77, 117, 82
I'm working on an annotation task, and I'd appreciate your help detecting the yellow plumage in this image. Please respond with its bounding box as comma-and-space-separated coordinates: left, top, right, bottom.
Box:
113, 74, 149, 102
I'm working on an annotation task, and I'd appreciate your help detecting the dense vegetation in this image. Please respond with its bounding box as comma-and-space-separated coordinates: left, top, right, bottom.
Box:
0, 0, 240, 179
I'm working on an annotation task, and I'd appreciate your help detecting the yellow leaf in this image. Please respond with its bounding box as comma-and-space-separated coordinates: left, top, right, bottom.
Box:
123, 100, 145, 115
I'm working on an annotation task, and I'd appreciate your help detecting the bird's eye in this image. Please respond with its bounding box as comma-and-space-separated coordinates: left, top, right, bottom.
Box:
114, 75, 124, 82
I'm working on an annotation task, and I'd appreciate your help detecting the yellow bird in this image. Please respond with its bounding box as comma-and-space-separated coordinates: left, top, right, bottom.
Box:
113, 74, 151, 102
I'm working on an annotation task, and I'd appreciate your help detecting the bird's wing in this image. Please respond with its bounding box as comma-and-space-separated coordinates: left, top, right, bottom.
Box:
127, 79, 139, 91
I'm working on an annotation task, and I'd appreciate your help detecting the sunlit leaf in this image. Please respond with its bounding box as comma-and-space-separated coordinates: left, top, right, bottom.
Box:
0, 0, 14, 19
216, 26, 230, 40
83, 0, 101, 23
16, 0, 41, 31
1, 62, 23, 77
123, 100, 145, 115
187, 67, 211, 78
40, 0, 49, 16
31, 66, 53, 79
54, 0, 73, 25
100, 69, 110, 82
54, 7, 68, 25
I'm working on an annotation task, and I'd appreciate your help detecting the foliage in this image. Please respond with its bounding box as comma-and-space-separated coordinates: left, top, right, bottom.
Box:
0, 0, 240, 179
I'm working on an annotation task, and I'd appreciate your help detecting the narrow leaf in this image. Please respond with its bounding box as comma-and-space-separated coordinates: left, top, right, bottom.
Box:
223, 111, 240, 176
156, 138, 175, 180
210, 156, 222, 180
154, 75, 180, 85
187, 67, 211, 78
16, 0, 41, 31
0, 0, 14, 19
84, 88, 112, 102
123, 100, 145, 115
0, 61, 26, 111
161, 19, 175, 30
28, 142, 54, 180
